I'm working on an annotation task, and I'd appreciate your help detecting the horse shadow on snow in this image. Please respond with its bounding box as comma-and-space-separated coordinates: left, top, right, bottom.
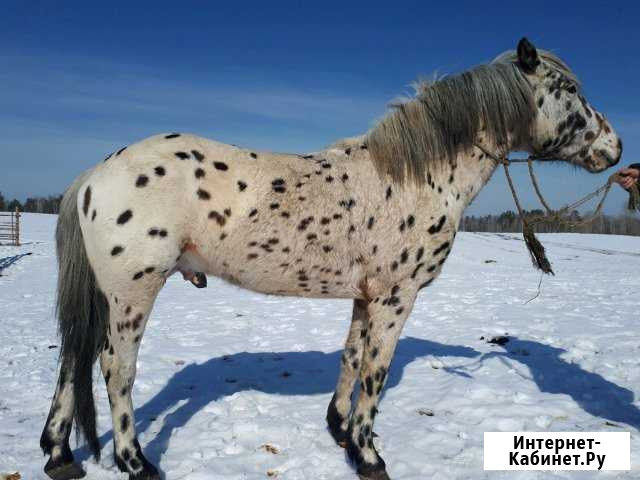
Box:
83, 336, 640, 466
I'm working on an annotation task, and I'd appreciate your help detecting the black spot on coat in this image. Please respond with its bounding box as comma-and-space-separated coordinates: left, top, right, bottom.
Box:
82, 186, 92, 217
428, 215, 446, 234
120, 414, 129, 432
365, 376, 373, 396
272, 178, 286, 193
209, 211, 226, 226
434, 241, 450, 255
117, 210, 133, 225
136, 175, 149, 187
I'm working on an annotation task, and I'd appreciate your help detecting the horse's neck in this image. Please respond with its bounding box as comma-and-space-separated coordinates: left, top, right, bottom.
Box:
422, 135, 507, 225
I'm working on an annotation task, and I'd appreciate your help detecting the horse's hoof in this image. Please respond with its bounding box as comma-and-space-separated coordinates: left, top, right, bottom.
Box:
129, 473, 161, 480
357, 471, 390, 480
357, 463, 390, 480
44, 460, 86, 480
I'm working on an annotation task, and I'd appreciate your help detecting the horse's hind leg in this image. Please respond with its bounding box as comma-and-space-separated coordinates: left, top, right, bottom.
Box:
346, 287, 417, 480
327, 299, 368, 446
40, 366, 86, 480
100, 274, 164, 480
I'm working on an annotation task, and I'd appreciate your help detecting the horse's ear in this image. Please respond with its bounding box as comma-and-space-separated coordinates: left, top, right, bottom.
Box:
517, 37, 539, 74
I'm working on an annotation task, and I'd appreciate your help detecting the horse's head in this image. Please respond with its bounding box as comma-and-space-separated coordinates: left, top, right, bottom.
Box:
515, 38, 622, 172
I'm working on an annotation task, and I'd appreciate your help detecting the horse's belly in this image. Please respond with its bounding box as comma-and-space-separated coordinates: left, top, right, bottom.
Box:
216, 261, 363, 299
240, 275, 362, 299
180, 242, 363, 299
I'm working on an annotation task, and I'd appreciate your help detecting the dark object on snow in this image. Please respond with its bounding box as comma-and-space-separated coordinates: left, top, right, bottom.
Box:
191, 272, 207, 288
488, 335, 510, 346
417, 408, 434, 416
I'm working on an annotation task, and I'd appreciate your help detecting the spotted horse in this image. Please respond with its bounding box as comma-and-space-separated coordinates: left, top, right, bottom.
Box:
40, 38, 622, 480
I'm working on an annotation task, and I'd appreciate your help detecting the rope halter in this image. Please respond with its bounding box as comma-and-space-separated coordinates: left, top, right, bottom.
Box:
473, 119, 636, 275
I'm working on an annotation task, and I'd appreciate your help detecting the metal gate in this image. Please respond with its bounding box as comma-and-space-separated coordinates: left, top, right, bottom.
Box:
0, 208, 20, 246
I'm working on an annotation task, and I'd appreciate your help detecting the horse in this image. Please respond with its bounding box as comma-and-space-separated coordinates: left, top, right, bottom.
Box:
39, 38, 622, 480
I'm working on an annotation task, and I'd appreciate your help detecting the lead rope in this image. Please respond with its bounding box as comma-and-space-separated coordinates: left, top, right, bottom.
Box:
500, 157, 554, 274
474, 142, 639, 275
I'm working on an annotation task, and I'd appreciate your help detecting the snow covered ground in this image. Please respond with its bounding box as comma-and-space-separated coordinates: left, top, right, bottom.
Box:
1, 213, 640, 479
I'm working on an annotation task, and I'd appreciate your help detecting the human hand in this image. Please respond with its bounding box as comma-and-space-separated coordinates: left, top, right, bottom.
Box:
616, 168, 639, 190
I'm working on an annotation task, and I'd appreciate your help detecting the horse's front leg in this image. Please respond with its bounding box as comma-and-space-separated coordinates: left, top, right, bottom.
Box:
327, 299, 368, 445
346, 286, 417, 480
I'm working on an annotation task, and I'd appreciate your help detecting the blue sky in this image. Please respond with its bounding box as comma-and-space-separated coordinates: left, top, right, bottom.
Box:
1, 1, 639, 214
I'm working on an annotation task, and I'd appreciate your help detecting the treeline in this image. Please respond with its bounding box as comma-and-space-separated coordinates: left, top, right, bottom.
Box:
460, 209, 640, 236
2, 191, 640, 236
0, 192, 62, 214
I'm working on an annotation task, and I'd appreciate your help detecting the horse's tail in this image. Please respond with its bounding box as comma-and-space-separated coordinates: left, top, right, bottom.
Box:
55, 170, 109, 459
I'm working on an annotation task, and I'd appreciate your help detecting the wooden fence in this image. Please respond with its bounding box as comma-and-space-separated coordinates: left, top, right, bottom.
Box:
0, 208, 20, 246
